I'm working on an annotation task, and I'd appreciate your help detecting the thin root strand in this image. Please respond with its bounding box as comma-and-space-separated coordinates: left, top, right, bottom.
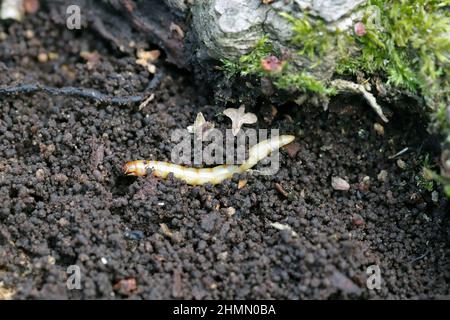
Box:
0, 72, 164, 106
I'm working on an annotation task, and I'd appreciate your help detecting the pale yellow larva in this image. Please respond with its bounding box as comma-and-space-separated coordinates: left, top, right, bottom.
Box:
123, 135, 295, 185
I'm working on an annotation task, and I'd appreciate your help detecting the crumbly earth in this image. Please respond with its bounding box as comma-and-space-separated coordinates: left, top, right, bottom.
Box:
0, 12, 449, 300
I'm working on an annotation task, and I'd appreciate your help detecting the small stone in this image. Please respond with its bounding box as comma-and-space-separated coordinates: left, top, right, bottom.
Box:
147, 63, 156, 74
113, 278, 137, 294
35, 168, 45, 181
396, 159, 406, 169
217, 251, 228, 261
24, 29, 34, 39
58, 218, 69, 227
377, 170, 388, 182
48, 52, 59, 60
331, 177, 350, 191
225, 207, 236, 217
37, 52, 48, 63
100, 257, 108, 265
0, 0, 24, 21
373, 123, 384, 135
47, 256, 55, 265
270, 222, 298, 237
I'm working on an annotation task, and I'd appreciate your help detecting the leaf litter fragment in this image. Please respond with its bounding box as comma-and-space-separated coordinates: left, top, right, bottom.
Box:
223, 106, 257, 136
187, 112, 215, 140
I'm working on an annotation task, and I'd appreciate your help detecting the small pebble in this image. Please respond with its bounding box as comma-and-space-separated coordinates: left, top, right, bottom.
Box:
58, 218, 69, 227
47, 256, 55, 265
37, 52, 48, 63
35, 168, 45, 181
217, 252, 228, 261
226, 207, 236, 217
374, 123, 385, 135
331, 177, 350, 191
397, 159, 406, 169
113, 278, 137, 294
377, 170, 388, 182
24, 29, 34, 39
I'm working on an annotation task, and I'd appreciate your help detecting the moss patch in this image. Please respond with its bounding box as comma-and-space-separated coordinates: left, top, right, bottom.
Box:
220, 36, 333, 95
220, 0, 450, 195
337, 0, 450, 105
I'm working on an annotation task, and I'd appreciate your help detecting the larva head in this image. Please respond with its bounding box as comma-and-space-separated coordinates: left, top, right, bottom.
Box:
279, 135, 295, 147
123, 161, 147, 176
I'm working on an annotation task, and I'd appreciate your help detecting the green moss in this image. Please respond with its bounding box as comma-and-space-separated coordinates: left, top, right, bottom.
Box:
338, 0, 450, 102
221, 0, 450, 196
415, 155, 435, 192
220, 36, 276, 78
222, 0, 450, 101
274, 70, 336, 95
279, 1, 450, 104
220, 36, 331, 95
279, 12, 334, 61
435, 104, 450, 139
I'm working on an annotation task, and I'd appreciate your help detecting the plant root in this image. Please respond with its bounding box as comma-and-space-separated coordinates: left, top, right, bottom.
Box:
331, 79, 389, 123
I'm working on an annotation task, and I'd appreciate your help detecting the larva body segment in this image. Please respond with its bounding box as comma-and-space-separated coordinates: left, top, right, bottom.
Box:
123, 161, 241, 185
123, 135, 295, 185
240, 135, 295, 171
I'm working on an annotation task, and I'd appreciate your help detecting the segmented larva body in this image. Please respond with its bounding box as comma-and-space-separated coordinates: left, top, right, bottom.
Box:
123, 135, 295, 185
123, 161, 241, 185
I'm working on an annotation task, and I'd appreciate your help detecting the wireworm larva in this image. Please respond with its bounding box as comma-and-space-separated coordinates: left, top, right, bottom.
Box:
123, 135, 295, 185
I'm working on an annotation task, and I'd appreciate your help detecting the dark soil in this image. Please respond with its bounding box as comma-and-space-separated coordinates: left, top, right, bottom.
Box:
1, 12, 449, 300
